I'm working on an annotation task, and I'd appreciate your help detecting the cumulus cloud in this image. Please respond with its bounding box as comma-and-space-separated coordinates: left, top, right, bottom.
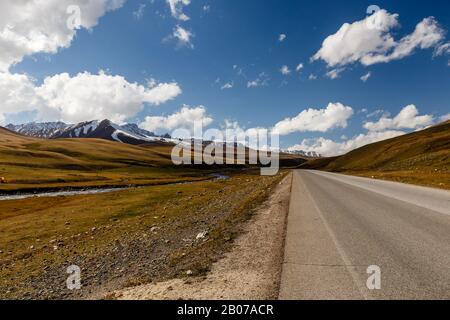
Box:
279, 34, 287, 42
171, 25, 194, 48
0, 0, 125, 72
360, 71, 371, 82
0, 0, 186, 126
363, 105, 433, 131
0, 72, 42, 116
308, 74, 317, 80
296, 63, 304, 72
312, 10, 445, 68
140, 105, 213, 134
288, 130, 406, 156
280, 65, 291, 75
0, 71, 182, 124
166, 0, 191, 21
273, 102, 354, 135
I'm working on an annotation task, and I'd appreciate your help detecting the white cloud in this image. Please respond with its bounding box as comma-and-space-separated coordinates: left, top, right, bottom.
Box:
364, 105, 433, 131
247, 72, 269, 88
221, 82, 233, 90
140, 105, 213, 133
312, 10, 445, 68
203, 5, 211, 13
289, 130, 406, 156
0, 71, 182, 124
0, 72, 42, 116
166, 0, 191, 21
280, 65, 291, 75
439, 113, 450, 122
296, 63, 304, 72
308, 74, 317, 80
273, 102, 354, 135
171, 25, 194, 48
360, 71, 371, 82
279, 34, 287, 42
435, 42, 450, 56
0, 0, 126, 72
326, 68, 344, 79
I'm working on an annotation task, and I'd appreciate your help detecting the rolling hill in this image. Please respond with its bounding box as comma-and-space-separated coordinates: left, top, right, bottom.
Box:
300, 120, 450, 189
0, 127, 306, 192
0, 127, 206, 192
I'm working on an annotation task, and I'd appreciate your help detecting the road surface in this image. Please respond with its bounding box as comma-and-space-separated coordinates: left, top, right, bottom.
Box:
279, 170, 450, 300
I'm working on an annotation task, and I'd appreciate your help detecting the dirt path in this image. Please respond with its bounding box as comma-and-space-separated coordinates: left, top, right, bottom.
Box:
113, 173, 292, 300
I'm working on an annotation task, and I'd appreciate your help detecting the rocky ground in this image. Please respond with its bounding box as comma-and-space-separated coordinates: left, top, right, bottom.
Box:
113, 173, 292, 300
0, 171, 287, 300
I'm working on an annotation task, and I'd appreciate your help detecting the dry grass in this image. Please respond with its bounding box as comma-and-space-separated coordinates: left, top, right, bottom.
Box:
0, 128, 215, 192
0, 169, 287, 299
300, 121, 450, 189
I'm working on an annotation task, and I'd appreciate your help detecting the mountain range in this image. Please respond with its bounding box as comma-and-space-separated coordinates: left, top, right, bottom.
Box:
5, 120, 321, 157
6, 120, 173, 146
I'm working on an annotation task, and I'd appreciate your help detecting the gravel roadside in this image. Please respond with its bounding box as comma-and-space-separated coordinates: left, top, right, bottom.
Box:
113, 173, 292, 300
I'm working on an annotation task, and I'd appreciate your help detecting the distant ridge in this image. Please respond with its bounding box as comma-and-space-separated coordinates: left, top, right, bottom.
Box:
6, 119, 174, 146
300, 120, 450, 189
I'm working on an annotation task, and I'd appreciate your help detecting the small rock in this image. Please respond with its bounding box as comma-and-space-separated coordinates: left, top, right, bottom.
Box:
196, 231, 209, 240
150, 226, 160, 233
91, 227, 97, 232
29, 245, 34, 250
186, 270, 193, 276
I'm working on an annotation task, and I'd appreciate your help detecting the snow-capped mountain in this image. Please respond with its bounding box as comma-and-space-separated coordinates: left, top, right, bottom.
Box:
283, 150, 321, 158
5, 122, 69, 139
6, 119, 173, 146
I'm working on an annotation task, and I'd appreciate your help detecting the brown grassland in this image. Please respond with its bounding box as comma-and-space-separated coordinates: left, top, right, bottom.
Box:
0, 127, 289, 299
300, 120, 450, 190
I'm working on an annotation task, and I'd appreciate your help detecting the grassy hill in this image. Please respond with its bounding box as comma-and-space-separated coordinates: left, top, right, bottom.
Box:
300, 120, 450, 189
0, 127, 305, 192
0, 127, 210, 192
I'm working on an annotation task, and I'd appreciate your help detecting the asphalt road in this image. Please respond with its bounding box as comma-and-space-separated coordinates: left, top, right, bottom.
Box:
279, 170, 450, 300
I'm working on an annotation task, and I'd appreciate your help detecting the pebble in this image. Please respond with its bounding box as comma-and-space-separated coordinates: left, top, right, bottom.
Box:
196, 231, 209, 240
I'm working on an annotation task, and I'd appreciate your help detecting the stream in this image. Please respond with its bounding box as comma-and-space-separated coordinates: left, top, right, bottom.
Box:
0, 174, 230, 201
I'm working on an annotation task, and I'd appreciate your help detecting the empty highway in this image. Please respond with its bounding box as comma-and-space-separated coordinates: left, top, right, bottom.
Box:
279, 170, 450, 300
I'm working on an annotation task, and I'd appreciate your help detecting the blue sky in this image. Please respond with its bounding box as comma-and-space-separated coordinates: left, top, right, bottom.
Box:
1, 0, 450, 155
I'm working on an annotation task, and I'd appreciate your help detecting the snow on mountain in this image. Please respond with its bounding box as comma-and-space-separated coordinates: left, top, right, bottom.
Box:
5, 122, 69, 138
6, 119, 174, 146
283, 150, 321, 158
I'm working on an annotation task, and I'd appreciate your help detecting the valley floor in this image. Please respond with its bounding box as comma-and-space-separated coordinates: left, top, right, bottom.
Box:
113, 173, 291, 300
0, 169, 287, 300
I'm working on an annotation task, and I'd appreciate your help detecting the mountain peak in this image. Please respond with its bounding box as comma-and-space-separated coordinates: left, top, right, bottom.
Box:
6, 119, 172, 146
